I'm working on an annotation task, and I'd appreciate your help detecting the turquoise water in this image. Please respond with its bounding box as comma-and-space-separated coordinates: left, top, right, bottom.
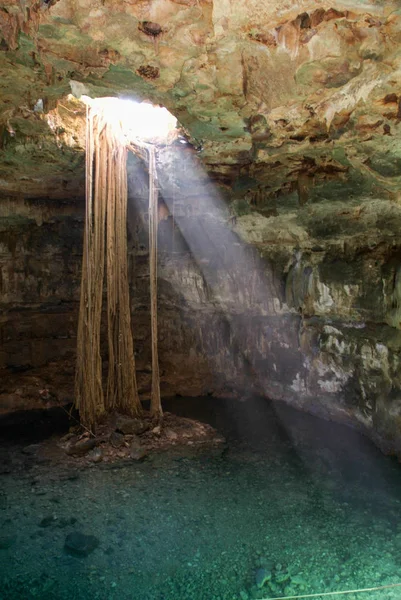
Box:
1, 397, 401, 600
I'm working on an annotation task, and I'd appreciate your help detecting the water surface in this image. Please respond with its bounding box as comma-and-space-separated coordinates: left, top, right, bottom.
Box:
1, 397, 401, 600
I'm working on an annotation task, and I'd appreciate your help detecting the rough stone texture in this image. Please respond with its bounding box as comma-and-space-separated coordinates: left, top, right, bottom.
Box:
0, 0, 400, 201
2, 146, 401, 457
115, 416, 150, 436
65, 437, 96, 456
1, 1, 401, 457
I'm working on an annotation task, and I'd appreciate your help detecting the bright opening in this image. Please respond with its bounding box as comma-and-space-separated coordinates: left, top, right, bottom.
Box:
80, 96, 178, 144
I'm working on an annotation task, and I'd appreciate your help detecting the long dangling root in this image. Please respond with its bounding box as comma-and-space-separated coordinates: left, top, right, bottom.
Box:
105, 133, 141, 418
75, 106, 141, 430
148, 145, 162, 420
75, 109, 106, 431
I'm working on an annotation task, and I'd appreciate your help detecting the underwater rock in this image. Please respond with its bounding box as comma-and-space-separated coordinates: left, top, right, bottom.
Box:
116, 416, 150, 436
39, 515, 77, 529
0, 535, 16, 549
39, 515, 57, 528
64, 532, 99, 557
56, 517, 77, 529
261, 557, 275, 570
255, 566, 272, 588
275, 569, 291, 583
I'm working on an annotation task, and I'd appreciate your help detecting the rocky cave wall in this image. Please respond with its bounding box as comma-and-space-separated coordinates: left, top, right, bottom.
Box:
2, 145, 401, 458
2, 0, 401, 456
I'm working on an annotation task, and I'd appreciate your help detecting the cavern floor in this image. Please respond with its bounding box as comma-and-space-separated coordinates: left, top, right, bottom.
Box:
1, 397, 401, 600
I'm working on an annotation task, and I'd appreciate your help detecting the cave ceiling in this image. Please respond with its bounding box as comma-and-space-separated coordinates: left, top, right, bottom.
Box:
0, 0, 401, 207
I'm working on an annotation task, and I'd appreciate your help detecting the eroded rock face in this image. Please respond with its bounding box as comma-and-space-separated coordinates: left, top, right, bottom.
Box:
0, 0, 400, 201
2, 145, 401, 457
1, 1, 401, 457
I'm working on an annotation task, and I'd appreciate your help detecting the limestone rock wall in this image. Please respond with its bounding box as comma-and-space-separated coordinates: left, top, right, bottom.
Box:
2, 180, 401, 457
1, 0, 401, 205
2, 0, 401, 458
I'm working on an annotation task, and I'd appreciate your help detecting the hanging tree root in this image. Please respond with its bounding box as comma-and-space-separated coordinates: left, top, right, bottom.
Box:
148, 144, 162, 420
75, 108, 106, 431
105, 132, 141, 418
75, 105, 142, 431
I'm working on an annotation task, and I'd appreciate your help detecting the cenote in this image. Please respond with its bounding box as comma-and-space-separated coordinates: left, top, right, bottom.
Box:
2, 2, 401, 600
1, 397, 401, 600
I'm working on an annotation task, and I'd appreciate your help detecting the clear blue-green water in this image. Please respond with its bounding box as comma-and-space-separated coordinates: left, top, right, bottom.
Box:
1, 397, 401, 600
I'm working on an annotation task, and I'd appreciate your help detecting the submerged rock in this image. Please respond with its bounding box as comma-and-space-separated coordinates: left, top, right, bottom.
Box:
39, 515, 57, 528
0, 535, 16, 549
56, 517, 77, 529
255, 567, 272, 588
64, 532, 99, 557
